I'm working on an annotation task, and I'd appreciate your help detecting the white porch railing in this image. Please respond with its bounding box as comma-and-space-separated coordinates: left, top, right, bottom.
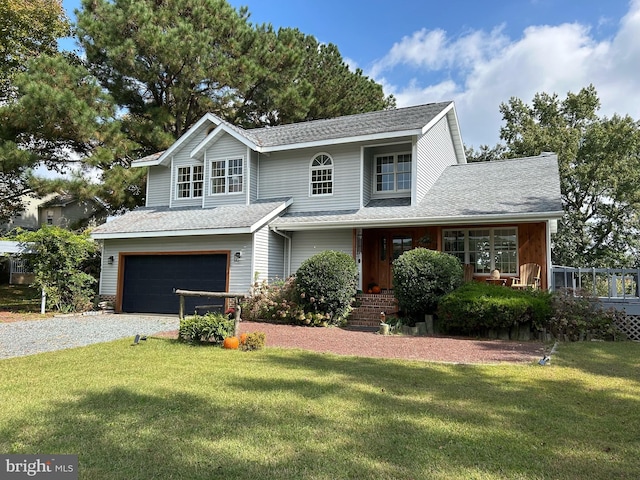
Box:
551, 266, 640, 340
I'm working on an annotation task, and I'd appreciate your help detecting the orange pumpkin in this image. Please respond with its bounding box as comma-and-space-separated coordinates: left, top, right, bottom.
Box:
223, 336, 239, 349
371, 285, 381, 294
239, 333, 248, 345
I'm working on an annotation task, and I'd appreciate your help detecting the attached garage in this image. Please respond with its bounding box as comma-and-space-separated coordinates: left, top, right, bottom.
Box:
119, 253, 229, 314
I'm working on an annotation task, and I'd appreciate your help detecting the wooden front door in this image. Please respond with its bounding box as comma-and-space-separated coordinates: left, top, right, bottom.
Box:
362, 228, 435, 290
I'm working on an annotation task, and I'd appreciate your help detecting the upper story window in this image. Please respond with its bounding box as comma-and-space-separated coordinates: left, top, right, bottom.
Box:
310, 153, 333, 196
443, 228, 518, 275
375, 153, 411, 193
210, 157, 244, 195
176, 165, 204, 199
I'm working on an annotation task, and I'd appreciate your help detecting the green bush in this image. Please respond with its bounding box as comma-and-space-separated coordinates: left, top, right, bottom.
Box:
16, 226, 99, 312
242, 277, 329, 326
179, 313, 235, 344
241, 332, 266, 351
546, 289, 624, 341
437, 282, 553, 334
294, 250, 358, 325
392, 248, 463, 323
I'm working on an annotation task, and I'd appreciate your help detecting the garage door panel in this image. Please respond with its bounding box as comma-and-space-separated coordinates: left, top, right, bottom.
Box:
121, 254, 227, 314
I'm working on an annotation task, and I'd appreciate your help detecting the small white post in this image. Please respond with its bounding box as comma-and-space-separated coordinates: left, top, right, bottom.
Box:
40, 288, 46, 314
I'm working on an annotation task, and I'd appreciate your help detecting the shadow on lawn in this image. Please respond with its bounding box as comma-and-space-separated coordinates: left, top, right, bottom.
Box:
0, 341, 638, 479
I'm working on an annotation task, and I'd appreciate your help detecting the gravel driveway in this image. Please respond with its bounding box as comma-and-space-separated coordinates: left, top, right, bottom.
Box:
1, 314, 546, 364
0, 313, 178, 360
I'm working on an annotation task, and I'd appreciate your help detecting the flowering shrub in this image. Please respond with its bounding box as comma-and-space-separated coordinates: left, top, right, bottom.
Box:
546, 289, 624, 341
242, 252, 357, 328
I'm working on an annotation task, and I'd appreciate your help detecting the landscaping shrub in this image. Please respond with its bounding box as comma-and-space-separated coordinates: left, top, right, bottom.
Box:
437, 282, 553, 335
241, 332, 266, 351
16, 226, 99, 312
242, 277, 328, 326
546, 289, 624, 341
294, 250, 358, 325
179, 313, 234, 344
392, 248, 463, 323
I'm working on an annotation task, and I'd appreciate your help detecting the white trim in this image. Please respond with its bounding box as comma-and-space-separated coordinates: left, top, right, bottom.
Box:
208, 156, 245, 196
169, 157, 175, 208
269, 211, 566, 231
443, 227, 519, 275
371, 151, 412, 197
546, 220, 553, 288
190, 123, 260, 160
421, 102, 453, 135
259, 129, 422, 153
308, 152, 334, 197
92, 198, 293, 240
134, 113, 222, 167
92, 227, 253, 240
174, 164, 205, 200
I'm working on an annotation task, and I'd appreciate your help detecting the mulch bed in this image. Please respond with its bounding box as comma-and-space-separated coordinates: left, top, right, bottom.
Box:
160, 321, 547, 364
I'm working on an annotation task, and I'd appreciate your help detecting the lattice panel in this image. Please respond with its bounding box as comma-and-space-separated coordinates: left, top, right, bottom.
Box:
617, 315, 640, 341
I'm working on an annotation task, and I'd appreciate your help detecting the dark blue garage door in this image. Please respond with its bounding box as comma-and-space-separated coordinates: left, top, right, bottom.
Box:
121, 254, 228, 314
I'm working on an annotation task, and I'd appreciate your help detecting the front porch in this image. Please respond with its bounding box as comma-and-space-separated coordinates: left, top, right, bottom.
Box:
359, 222, 550, 291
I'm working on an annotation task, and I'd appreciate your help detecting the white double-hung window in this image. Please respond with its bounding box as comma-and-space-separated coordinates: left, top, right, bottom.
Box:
210, 157, 244, 195
375, 153, 411, 194
443, 228, 518, 274
176, 165, 204, 199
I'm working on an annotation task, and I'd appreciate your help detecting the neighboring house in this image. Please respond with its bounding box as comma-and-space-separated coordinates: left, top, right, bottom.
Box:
1, 193, 57, 232
91, 102, 563, 314
1, 193, 104, 232
0, 241, 33, 285
37, 194, 105, 229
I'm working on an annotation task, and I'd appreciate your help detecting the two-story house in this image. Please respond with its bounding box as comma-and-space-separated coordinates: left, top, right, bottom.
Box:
91, 102, 563, 314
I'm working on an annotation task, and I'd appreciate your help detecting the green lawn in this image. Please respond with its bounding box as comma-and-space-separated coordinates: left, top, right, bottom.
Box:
1, 339, 639, 479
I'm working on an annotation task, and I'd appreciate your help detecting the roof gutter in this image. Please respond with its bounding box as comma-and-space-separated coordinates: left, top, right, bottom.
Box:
269, 210, 565, 231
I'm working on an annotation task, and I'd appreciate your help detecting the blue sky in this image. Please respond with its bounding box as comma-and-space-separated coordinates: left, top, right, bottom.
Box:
60, 0, 640, 148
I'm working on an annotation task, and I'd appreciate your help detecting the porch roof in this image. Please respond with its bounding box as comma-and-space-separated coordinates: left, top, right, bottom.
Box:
90, 198, 292, 239
270, 154, 563, 230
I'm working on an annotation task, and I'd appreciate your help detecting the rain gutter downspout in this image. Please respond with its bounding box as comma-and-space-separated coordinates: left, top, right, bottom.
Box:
272, 226, 292, 278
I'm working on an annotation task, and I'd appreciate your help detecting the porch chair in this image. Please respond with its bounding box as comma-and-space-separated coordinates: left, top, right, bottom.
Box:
511, 263, 541, 290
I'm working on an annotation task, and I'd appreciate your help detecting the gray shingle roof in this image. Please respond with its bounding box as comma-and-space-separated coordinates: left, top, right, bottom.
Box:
270, 154, 562, 228
247, 102, 452, 147
91, 198, 291, 238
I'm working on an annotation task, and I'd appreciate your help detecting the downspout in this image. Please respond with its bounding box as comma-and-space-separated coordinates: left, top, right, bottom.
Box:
546, 219, 555, 290
272, 226, 292, 278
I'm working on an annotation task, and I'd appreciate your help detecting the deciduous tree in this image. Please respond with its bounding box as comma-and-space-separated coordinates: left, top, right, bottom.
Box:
499, 85, 640, 267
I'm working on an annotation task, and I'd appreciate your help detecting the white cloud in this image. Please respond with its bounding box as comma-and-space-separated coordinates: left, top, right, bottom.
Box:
371, 0, 640, 148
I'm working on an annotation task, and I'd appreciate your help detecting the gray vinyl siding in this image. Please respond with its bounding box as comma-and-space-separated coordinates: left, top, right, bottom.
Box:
146, 166, 171, 207
289, 229, 353, 272
250, 150, 259, 203
364, 142, 413, 204
99, 234, 254, 296
415, 115, 458, 203
362, 149, 373, 206
203, 133, 248, 208
253, 225, 285, 282
258, 145, 360, 213
171, 131, 208, 208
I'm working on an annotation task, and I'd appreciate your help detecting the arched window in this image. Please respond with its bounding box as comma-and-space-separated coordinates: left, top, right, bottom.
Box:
310, 153, 333, 196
